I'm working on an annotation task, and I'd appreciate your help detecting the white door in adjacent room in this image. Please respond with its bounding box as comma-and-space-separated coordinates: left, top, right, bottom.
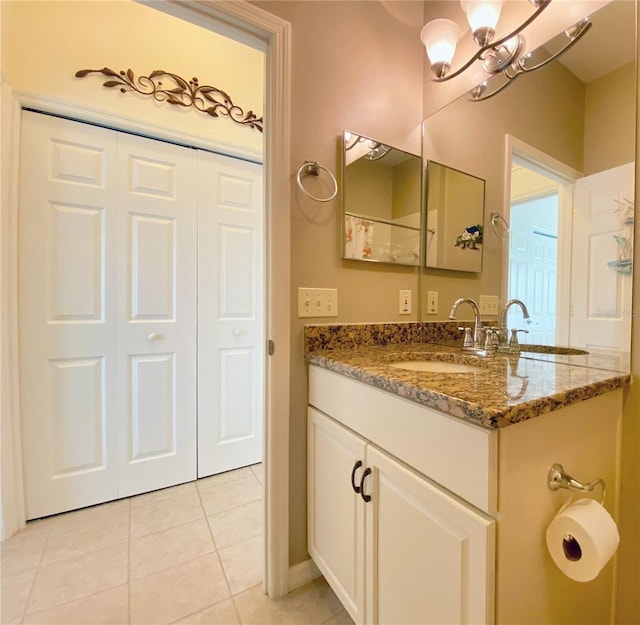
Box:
19, 111, 121, 519
570, 162, 634, 351
114, 132, 198, 498
197, 150, 264, 477
19, 111, 262, 519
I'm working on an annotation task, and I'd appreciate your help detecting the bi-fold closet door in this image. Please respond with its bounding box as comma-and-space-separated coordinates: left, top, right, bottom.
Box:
18, 111, 263, 520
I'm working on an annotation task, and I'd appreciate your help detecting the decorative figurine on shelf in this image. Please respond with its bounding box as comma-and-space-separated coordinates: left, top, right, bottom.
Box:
455, 224, 483, 250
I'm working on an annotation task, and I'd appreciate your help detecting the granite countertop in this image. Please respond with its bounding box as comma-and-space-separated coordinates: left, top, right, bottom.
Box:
306, 342, 631, 429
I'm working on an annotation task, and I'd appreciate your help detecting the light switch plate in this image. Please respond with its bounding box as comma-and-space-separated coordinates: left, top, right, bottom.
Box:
399, 290, 412, 315
479, 294, 499, 316
297, 288, 338, 318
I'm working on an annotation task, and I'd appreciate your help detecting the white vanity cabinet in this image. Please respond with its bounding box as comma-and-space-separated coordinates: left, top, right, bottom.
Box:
307, 363, 623, 625
308, 366, 496, 625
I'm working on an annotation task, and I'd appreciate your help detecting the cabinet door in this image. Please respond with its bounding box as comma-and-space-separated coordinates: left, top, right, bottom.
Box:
365, 445, 495, 625
308, 408, 366, 624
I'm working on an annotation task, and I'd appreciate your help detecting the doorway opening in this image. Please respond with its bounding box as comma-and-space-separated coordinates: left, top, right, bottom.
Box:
504, 136, 580, 347
2, 0, 291, 599
508, 158, 563, 345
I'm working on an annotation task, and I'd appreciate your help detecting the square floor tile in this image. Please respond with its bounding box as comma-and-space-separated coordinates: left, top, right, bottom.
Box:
196, 468, 254, 493
27, 543, 128, 614
250, 464, 264, 483
233, 578, 344, 625
130, 491, 204, 538
130, 518, 214, 580
44, 499, 129, 538
130, 481, 197, 509
130, 553, 230, 625
172, 598, 240, 624
23, 584, 128, 624
207, 500, 262, 550
1, 568, 36, 623
218, 535, 263, 595
1, 522, 50, 577
199, 477, 262, 517
319, 610, 355, 625
41, 511, 129, 565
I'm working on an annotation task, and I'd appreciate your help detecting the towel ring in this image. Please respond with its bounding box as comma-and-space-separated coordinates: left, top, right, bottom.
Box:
491, 212, 510, 240
296, 160, 338, 202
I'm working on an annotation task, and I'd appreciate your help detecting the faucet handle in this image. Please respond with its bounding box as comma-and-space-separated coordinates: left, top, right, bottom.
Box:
509, 328, 529, 348
457, 327, 474, 348
484, 327, 500, 351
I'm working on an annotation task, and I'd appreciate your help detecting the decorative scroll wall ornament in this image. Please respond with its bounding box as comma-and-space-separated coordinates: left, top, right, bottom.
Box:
75, 67, 263, 132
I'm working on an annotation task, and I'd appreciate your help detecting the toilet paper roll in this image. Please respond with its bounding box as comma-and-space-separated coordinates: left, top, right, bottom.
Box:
546, 498, 619, 582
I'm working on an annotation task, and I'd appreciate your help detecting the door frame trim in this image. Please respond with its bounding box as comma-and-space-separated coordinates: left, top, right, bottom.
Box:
503, 134, 582, 346
0, 0, 292, 599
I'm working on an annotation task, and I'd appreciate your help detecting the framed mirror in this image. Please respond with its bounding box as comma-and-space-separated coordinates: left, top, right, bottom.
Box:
342, 130, 422, 266
420, 0, 635, 366
425, 160, 485, 272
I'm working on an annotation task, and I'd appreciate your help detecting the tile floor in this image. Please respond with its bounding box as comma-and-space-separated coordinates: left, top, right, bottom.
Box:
1, 464, 353, 625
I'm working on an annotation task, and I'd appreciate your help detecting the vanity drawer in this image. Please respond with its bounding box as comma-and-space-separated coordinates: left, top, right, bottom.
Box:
309, 365, 498, 514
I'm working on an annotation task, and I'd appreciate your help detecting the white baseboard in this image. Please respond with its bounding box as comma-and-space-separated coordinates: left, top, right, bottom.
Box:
288, 558, 322, 591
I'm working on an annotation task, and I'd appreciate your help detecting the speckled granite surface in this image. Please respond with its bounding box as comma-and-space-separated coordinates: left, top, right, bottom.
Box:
303, 321, 470, 354
304, 324, 631, 429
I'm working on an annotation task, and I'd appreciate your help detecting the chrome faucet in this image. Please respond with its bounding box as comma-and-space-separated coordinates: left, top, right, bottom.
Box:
498, 299, 531, 352
448, 298, 489, 354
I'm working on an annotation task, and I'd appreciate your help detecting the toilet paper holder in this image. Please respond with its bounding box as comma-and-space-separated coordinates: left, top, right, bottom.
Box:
548, 463, 606, 504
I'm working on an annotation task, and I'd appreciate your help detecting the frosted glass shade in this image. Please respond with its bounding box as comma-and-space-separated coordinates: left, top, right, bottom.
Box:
420, 19, 462, 67
461, 1, 503, 34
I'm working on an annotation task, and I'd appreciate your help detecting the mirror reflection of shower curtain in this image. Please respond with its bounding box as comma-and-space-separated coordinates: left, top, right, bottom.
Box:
345, 214, 374, 260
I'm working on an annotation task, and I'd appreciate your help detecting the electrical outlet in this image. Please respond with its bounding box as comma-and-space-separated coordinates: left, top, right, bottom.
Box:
297, 288, 338, 318
427, 291, 438, 315
479, 294, 499, 316
399, 290, 412, 315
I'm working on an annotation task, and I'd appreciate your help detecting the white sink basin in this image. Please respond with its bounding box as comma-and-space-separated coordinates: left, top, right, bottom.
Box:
388, 360, 482, 373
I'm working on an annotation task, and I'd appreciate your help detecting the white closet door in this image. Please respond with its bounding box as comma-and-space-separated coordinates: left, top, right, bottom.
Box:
19, 111, 119, 519
115, 133, 197, 497
197, 151, 264, 477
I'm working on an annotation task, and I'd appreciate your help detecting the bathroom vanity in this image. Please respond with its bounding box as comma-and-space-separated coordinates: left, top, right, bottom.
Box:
305, 326, 629, 625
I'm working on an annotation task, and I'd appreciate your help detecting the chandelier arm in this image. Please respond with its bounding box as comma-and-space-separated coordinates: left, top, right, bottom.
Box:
434, 0, 551, 83
519, 21, 592, 74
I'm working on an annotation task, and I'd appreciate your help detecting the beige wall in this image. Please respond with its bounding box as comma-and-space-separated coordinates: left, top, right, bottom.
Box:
252, 0, 425, 564
1, 0, 264, 158
584, 62, 636, 176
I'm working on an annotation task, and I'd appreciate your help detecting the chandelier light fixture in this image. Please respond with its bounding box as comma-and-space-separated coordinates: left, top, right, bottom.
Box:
420, 0, 592, 100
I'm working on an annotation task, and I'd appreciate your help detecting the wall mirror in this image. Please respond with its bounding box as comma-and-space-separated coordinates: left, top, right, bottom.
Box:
420, 0, 635, 367
425, 160, 485, 272
342, 130, 422, 266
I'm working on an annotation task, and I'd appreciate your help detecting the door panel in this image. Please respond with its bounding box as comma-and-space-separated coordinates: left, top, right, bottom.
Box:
308, 408, 366, 624
49, 203, 105, 321
116, 133, 197, 498
129, 353, 177, 461
49, 357, 106, 475
219, 224, 256, 317
19, 111, 119, 519
571, 163, 634, 350
130, 214, 176, 320
366, 445, 495, 625
197, 151, 264, 477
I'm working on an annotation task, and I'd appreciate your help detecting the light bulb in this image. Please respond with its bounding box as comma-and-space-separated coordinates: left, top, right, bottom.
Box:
420, 19, 462, 79
461, 0, 503, 46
